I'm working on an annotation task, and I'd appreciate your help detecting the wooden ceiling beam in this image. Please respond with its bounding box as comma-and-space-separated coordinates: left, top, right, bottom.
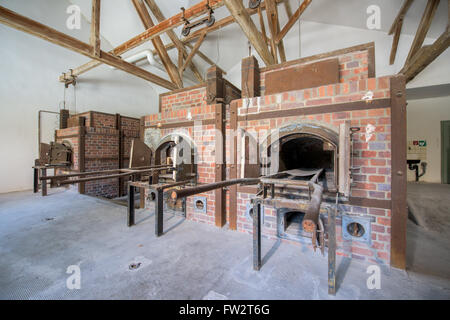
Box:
388, 0, 414, 35
263, 0, 286, 62
258, 6, 269, 45
167, 1, 283, 68
182, 43, 222, 73
265, 0, 279, 63
61, 0, 224, 82
388, 0, 414, 65
224, 0, 275, 66
182, 1, 272, 43
405, 0, 440, 65
284, 0, 293, 18
115, 0, 224, 55
389, 17, 404, 65
400, 28, 450, 82
131, 0, 183, 88
181, 32, 206, 74
176, 2, 280, 72
90, 0, 101, 57
0, 5, 177, 90
274, 3, 286, 62
62, 0, 285, 81
144, 0, 203, 83
276, 0, 311, 45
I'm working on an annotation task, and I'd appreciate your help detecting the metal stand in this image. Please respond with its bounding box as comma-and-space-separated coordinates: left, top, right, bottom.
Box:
250, 179, 339, 295
127, 183, 135, 227
127, 180, 192, 237
40, 168, 47, 196
327, 206, 336, 295
252, 199, 262, 271
33, 168, 39, 193
155, 189, 164, 237
127, 181, 160, 231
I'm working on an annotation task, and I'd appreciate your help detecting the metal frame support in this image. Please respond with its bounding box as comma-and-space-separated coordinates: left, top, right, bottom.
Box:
327, 205, 337, 295
155, 188, 164, 237
253, 199, 262, 270
33, 168, 39, 193
40, 168, 47, 196
127, 182, 135, 227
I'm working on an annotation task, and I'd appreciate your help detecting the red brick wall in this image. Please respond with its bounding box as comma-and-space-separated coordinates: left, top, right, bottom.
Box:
159, 85, 207, 115
145, 86, 218, 225
144, 50, 392, 265
84, 127, 120, 198
260, 49, 370, 95
56, 111, 140, 199
232, 76, 392, 264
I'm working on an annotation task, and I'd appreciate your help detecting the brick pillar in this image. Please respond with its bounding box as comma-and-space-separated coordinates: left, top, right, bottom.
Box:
78, 117, 86, 194
241, 56, 260, 98
206, 65, 224, 104
206, 65, 226, 227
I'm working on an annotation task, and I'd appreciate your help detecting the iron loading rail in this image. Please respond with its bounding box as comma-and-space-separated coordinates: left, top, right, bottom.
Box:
251, 168, 337, 296
39, 165, 173, 186
128, 178, 260, 237
142, 174, 323, 238
169, 178, 260, 201
258, 168, 325, 234
127, 171, 337, 295
127, 178, 196, 237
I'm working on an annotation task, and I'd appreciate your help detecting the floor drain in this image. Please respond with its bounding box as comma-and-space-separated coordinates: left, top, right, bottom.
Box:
129, 262, 141, 270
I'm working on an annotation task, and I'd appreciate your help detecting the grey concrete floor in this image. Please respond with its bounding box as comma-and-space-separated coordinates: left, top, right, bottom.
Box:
0, 189, 449, 300
407, 182, 450, 234
406, 182, 450, 280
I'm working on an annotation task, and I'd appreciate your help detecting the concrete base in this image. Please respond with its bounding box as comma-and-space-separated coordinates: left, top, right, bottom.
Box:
0, 189, 449, 299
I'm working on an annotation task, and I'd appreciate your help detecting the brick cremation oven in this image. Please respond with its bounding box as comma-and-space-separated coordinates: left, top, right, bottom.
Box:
55, 111, 140, 198
139, 42, 407, 284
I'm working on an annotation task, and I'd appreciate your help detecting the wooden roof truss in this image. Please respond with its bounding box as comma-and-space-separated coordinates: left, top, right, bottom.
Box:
390, 0, 450, 82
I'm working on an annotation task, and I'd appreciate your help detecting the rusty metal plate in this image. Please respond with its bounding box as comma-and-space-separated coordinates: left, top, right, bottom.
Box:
49, 142, 72, 166
39, 143, 51, 164
264, 58, 339, 95
129, 138, 152, 168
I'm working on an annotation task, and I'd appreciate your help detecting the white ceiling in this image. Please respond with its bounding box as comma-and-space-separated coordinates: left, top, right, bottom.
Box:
298, 0, 448, 38
66, 0, 449, 93
70, 0, 449, 48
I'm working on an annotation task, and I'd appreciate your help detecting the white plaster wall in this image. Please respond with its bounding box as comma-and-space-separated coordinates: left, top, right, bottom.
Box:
407, 96, 450, 183
0, 0, 161, 193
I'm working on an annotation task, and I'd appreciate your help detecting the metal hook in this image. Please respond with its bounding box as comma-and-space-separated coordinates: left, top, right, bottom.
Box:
180, 7, 188, 24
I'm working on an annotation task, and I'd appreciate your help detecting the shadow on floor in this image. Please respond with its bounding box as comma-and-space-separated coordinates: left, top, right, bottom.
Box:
336, 257, 352, 292
406, 183, 450, 280
262, 239, 281, 266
